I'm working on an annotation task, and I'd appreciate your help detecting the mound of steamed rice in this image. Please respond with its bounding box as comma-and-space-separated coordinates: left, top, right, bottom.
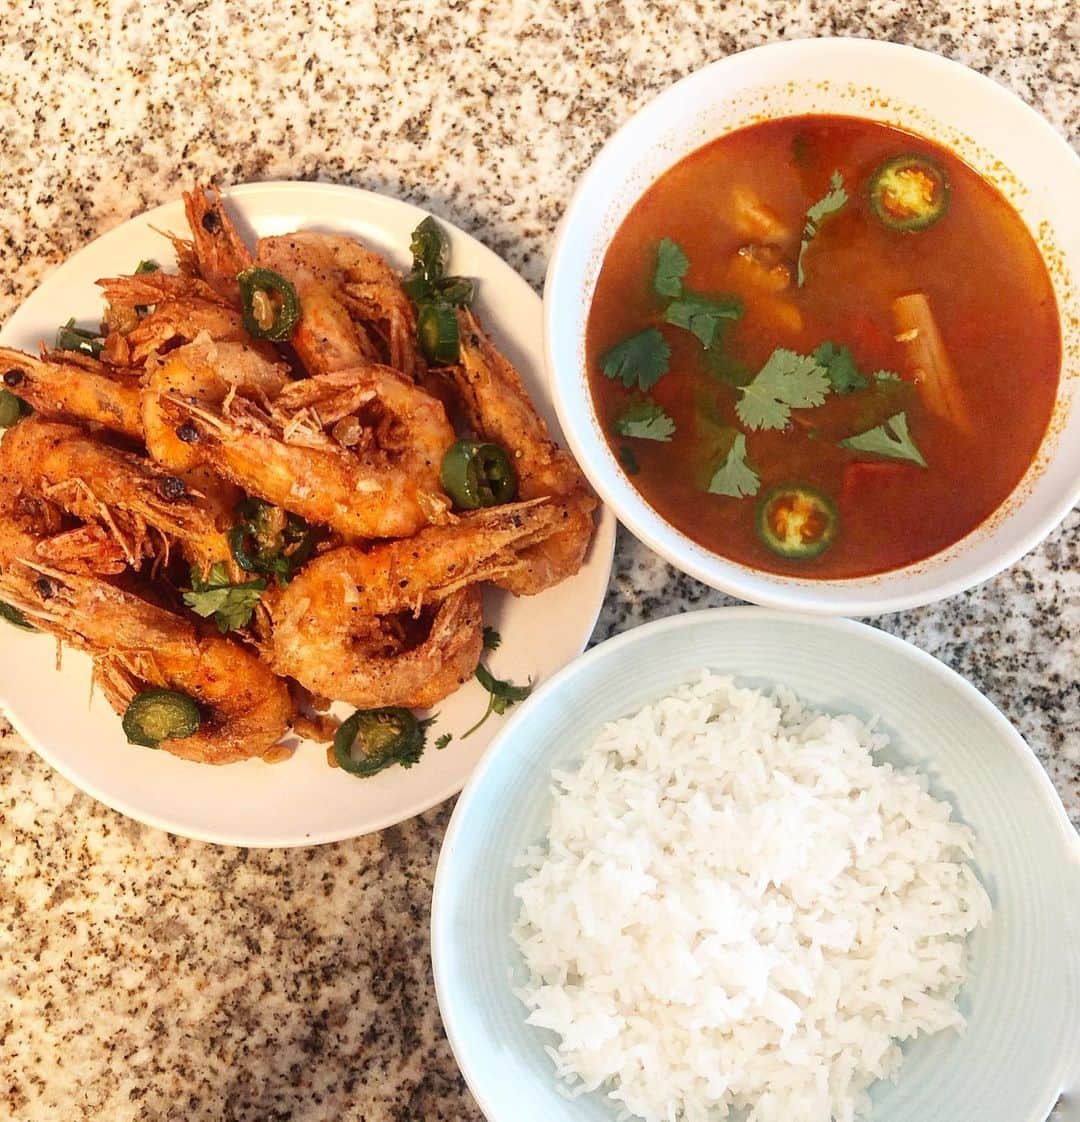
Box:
511, 673, 991, 1122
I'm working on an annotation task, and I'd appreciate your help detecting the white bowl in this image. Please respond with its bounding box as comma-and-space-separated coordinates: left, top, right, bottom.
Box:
432, 608, 1080, 1122
544, 39, 1080, 615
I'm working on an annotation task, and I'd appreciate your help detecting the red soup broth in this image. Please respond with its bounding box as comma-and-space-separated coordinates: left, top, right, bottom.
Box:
586, 115, 1060, 579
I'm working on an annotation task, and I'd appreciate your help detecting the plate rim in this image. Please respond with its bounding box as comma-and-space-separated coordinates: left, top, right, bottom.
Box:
0, 180, 617, 847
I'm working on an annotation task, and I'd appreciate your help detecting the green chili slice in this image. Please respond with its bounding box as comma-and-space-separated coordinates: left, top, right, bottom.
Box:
228, 498, 313, 584
402, 271, 433, 303
236, 266, 301, 342
121, 689, 201, 749
868, 154, 950, 232
410, 216, 450, 281
56, 318, 104, 357
432, 276, 474, 307
417, 301, 460, 365
0, 389, 26, 429
440, 440, 517, 510
0, 600, 35, 631
756, 484, 838, 559
333, 707, 426, 777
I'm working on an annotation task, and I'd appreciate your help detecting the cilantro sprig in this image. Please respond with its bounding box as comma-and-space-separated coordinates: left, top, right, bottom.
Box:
600, 328, 670, 392
182, 563, 266, 632
707, 433, 760, 499
463, 663, 532, 738
664, 293, 743, 349
736, 348, 831, 431
813, 341, 867, 394
797, 171, 848, 286
840, 411, 927, 467
613, 399, 675, 442
652, 238, 689, 297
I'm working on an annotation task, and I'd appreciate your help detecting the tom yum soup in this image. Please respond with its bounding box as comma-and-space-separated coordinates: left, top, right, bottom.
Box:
586, 116, 1060, 578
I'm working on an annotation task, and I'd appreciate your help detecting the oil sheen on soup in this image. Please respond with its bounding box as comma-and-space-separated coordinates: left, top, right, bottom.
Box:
586, 116, 1060, 578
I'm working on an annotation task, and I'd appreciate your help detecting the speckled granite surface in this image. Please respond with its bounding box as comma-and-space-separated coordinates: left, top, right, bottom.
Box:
1, 2, 1077, 1119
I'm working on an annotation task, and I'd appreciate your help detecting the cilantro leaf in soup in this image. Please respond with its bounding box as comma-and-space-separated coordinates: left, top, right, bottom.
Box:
182, 563, 266, 633
613, 399, 676, 442
702, 346, 754, 387
600, 328, 671, 391
617, 445, 640, 475
707, 433, 760, 499
653, 238, 689, 298
839, 411, 927, 467
813, 341, 868, 394
797, 170, 848, 286
665, 293, 744, 349
736, 348, 831, 431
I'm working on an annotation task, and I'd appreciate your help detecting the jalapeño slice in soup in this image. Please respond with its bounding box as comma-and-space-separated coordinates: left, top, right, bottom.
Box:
586, 115, 1060, 579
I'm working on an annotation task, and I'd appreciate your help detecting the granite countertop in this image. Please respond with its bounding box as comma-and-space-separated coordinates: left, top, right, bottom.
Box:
1, 2, 1077, 1119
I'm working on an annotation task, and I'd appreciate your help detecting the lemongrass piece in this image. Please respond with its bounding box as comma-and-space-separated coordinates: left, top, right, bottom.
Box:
892, 292, 972, 432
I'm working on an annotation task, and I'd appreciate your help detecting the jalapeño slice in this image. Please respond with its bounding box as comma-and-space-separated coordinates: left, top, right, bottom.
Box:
756, 484, 838, 560
868, 154, 950, 232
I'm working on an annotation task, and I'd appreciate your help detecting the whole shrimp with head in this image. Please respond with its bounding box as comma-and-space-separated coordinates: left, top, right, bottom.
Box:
0, 556, 293, 764
267, 499, 571, 708
257, 231, 419, 377
144, 339, 454, 539
436, 310, 598, 595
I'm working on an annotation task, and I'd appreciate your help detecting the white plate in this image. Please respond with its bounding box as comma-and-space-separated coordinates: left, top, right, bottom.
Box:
0, 181, 616, 847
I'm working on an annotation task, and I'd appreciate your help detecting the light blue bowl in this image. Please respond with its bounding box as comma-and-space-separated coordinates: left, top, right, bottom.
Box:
432, 609, 1080, 1122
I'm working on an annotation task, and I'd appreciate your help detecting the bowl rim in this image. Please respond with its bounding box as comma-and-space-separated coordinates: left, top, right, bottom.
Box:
432, 606, 1080, 1120
542, 37, 1080, 616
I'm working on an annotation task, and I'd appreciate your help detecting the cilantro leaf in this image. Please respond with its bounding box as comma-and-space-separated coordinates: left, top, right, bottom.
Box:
653, 237, 689, 298
813, 341, 868, 394
839, 411, 927, 467
482, 626, 501, 651
707, 433, 760, 498
617, 445, 640, 475
600, 328, 670, 391
665, 293, 743, 349
182, 563, 266, 633
435, 732, 452, 750
873, 369, 902, 382
736, 348, 831, 431
613, 399, 675, 442
463, 662, 533, 737
702, 346, 754, 387
797, 170, 848, 286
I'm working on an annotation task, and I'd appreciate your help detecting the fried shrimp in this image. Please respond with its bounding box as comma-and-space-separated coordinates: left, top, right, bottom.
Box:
257, 233, 380, 374
1, 418, 236, 577
142, 336, 290, 475
0, 347, 143, 439
0, 457, 127, 578
266, 499, 566, 705
441, 310, 598, 593
0, 189, 600, 768
153, 349, 455, 538
0, 560, 292, 764
181, 185, 253, 302
123, 299, 261, 364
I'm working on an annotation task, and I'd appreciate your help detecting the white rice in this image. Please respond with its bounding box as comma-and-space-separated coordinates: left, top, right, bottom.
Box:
511, 673, 991, 1122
